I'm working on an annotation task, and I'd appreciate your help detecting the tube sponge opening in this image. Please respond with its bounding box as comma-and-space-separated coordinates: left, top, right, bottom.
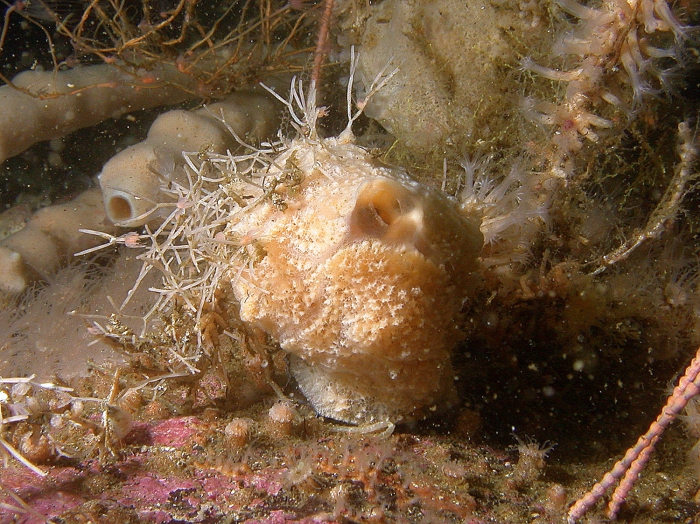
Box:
349, 179, 421, 244
107, 194, 135, 223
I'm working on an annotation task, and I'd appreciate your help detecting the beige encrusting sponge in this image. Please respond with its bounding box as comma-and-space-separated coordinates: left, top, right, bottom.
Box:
0, 63, 199, 164
225, 132, 484, 425
0, 188, 118, 294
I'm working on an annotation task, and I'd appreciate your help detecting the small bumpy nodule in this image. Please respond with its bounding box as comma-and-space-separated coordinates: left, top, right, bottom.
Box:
227, 135, 483, 425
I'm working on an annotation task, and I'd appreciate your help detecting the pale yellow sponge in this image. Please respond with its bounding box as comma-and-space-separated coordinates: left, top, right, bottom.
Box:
225, 122, 483, 425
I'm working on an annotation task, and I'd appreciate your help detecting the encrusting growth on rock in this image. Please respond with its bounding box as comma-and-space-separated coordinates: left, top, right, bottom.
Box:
0, 189, 118, 294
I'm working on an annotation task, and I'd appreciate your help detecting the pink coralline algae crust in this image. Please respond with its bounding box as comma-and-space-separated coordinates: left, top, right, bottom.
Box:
246, 473, 283, 497
1, 413, 608, 524
0, 461, 329, 524
243, 510, 330, 524
0, 459, 243, 524
0, 467, 87, 523
0, 466, 86, 523
120, 474, 197, 509
148, 415, 208, 447
0, 416, 251, 524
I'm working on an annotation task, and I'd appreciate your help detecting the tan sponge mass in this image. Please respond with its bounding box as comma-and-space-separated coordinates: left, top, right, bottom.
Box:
226, 134, 484, 424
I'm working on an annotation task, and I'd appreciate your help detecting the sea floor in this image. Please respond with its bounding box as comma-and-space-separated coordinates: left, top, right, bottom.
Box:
2, 395, 699, 524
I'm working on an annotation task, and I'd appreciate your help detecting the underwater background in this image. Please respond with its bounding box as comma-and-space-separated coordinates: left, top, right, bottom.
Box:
1, 0, 700, 521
